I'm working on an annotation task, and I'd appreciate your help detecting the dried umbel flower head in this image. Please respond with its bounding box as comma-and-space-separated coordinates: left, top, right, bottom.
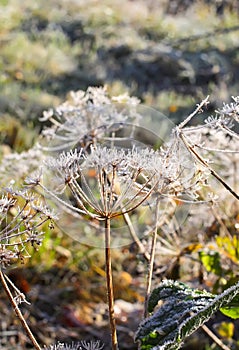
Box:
38, 146, 160, 221
216, 95, 239, 123
31, 134, 199, 249
45, 340, 104, 350
31, 85, 177, 250
176, 95, 239, 201
39, 86, 141, 152
0, 187, 56, 268
80, 340, 104, 350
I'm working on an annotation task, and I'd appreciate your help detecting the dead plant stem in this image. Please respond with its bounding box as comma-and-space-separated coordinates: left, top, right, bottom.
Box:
202, 324, 231, 350
178, 95, 210, 129
105, 217, 119, 350
144, 199, 159, 318
0, 269, 41, 350
122, 211, 150, 261
179, 133, 239, 200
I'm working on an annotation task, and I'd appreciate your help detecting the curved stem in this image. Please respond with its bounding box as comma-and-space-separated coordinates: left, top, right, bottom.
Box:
105, 217, 119, 350
0, 270, 41, 350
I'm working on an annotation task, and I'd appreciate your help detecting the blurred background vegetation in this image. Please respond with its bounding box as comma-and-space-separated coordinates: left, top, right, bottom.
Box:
1, 0, 239, 151
0, 0, 239, 349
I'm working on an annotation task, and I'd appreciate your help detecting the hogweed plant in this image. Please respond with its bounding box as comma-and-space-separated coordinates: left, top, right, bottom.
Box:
0, 187, 56, 350
37, 90, 239, 349
135, 96, 239, 349
31, 92, 207, 348
28, 146, 164, 350
0, 87, 239, 349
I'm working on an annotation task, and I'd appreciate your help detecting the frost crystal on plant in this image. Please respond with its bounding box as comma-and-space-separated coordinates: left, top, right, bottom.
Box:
40, 145, 161, 220
135, 280, 239, 350
39, 86, 141, 152
0, 146, 44, 185
45, 340, 104, 350
80, 340, 104, 350
0, 188, 55, 268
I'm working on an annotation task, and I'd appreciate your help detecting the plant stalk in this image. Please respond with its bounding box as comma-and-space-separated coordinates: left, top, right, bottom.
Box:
105, 217, 119, 350
123, 211, 150, 261
179, 132, 239, 200
202, 324, 231, 350
0, 269, 41, 350
144, 199, 159, 318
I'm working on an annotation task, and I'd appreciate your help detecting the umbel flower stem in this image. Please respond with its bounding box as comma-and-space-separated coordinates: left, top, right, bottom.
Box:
0, 270, 41, 350
104, 217, 119, 350
143, 199, 160, 319
179, 132, 239, 200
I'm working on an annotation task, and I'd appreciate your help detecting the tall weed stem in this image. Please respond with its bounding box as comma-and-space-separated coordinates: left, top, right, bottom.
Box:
0, 270, 41, 350
144, 199, 159, 318
105, 217, 118, 350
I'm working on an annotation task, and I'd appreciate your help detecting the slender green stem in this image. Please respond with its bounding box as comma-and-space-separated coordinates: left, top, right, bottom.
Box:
0, 270, 41, 350
105, 217, 119, 350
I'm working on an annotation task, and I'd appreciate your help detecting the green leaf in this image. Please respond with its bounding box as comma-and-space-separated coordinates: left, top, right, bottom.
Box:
220, 292, 239, 319
220, 306, 239, 319
135, 280, 239, 350
199, 250, 222, 275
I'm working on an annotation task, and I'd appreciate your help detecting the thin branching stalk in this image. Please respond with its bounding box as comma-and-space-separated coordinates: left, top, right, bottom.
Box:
219, 124, 239, 140
122, 211, 150, 261
178, 95, 210, 129
195, 144, 239, 153
0, 270, 41, 350
143, 199, 160, 318
179, 132, 239, 200
104, 217, 118, 350
0, 201, 29, 237
202, 324, 231, 350
232, 158, 239, 215
39, 181, 102, 219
